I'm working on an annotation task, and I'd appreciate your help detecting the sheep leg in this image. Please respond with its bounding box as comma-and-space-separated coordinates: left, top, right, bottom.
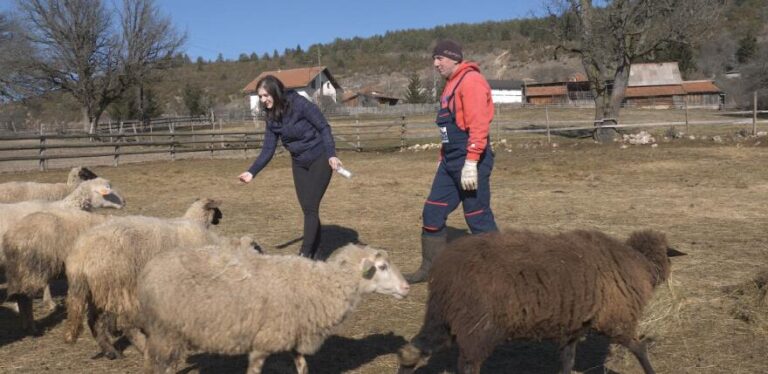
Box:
246, 351, 269, 374
144, 334, 179, 374
16, 295, 38, 335
63, 283, 87, 343
126, 327, 147, 355
293, 352, 308, 374
89, 308, 123, 360
43, 285, 57, 311
559, 339, 578, 374
456, 350, 482, 374
620, 338, 655, 374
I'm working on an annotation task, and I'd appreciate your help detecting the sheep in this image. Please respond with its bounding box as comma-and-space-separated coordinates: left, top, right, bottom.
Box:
0, 177, 124, 267
0, 166, 98, 203
2, 209, 113, 333
0, 177, 124, 315
137, 242, 410, 374
63, 198, 231, 359
397, 229, 685, 374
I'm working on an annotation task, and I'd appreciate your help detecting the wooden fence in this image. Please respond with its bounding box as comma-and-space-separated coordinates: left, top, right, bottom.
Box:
1, 112, 766, 171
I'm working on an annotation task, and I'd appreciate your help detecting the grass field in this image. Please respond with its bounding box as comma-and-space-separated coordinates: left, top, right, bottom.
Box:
0, 132, 767, 373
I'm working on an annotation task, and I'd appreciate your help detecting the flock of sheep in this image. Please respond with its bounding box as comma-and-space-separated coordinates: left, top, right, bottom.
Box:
0, 166, 684, 374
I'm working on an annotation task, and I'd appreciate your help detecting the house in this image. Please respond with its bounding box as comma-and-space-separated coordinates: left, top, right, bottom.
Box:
525, 62, 723, 109
487, 80, 524, 104
242, 66, 342, 113
524, 73, 592, 105
342, 90, 400, 107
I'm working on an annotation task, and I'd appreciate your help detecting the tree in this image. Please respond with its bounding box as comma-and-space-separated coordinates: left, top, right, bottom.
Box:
548, 0, 721, 142
0, 12, 38, 100
17, 0, 185, 132
182, 83, 211, 116
404, 74, 428, 104
736, 33, 758, 64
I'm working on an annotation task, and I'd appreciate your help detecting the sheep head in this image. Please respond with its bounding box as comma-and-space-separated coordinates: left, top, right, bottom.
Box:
184, 198, 223, 228
328, 243, 410, 299
626, 229, 685, 286
67, 177, 125, 210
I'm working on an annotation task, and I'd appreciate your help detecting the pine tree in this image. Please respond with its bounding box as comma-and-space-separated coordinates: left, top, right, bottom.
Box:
404, 74, 428, 104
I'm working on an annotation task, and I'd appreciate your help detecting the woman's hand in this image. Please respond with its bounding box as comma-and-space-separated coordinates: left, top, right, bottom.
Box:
328, 157, 342, 171
238, 172, 254, 183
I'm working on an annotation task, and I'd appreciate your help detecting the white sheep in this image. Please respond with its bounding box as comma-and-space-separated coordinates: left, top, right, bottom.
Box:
63, 198, 232, 359
0, 166, 98, 203
0, 177, 124, 315
138, 242, 410, 374
2, 209, 112, 333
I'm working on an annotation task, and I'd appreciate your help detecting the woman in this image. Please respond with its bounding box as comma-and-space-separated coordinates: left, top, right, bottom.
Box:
238, 75, 343, 259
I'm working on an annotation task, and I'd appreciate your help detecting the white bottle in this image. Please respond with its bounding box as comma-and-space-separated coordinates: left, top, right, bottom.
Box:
336, 166, 352, 179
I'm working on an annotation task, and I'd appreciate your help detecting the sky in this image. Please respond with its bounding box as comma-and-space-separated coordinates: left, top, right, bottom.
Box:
0, 0, 546, 61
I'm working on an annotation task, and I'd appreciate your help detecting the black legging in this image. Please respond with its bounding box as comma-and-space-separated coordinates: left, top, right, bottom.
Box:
292, 155, 332, 258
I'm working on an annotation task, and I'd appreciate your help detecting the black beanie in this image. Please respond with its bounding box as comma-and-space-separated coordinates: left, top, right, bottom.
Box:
432, 40, 463, 62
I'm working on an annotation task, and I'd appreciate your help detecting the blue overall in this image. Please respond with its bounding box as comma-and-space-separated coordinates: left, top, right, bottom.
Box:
422, 72, 498, 236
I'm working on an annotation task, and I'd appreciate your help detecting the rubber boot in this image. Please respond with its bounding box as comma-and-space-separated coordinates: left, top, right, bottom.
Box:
404, 232, 447, 284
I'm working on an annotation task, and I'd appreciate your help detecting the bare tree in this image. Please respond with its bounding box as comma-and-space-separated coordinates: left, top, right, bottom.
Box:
548, 0, 722, 141
17, 0, 184, 132
0, 12, 38, 100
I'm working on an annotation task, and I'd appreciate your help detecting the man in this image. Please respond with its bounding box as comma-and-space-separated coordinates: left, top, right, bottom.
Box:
405, 39, 499, 284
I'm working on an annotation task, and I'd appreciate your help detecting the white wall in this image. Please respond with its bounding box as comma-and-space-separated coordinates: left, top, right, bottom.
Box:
491, 89, 523, 104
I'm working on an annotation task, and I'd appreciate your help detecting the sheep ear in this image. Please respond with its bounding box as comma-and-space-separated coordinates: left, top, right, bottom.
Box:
79, 167, 98, 180
211, 208, 223, 225
361, 259, 376, 279
667, 247, 687, 257
97, 186, 112, 196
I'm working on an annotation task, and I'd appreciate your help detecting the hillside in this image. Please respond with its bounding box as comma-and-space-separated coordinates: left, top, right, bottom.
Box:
2, 0, 767, 129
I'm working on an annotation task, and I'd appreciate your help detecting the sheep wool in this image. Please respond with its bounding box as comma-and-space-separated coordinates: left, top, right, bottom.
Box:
63, 198, 224, 359
398, 229, 682, 374
0, 166, 97, 203
138, 243, 409, 374
2, 209, 112, 333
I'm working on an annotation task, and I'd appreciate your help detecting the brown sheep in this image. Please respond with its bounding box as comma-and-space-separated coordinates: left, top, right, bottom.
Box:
398, 229, 685, 374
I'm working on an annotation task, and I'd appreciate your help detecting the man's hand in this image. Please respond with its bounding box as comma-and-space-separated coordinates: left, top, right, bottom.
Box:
460, 160, 478, 191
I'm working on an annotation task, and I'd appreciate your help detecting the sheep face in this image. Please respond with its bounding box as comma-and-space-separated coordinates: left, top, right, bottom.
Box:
358, 250, 410, 299
86, 179, 126, 209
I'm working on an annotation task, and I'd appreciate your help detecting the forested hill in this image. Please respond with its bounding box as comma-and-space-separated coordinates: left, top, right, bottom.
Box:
4, 0, 767, 125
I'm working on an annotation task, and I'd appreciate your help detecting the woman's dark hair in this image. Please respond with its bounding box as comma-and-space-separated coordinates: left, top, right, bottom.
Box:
256, 75, 290, 122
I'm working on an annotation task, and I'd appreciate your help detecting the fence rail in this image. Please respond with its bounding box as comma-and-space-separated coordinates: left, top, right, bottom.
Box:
1, 109, 766, 171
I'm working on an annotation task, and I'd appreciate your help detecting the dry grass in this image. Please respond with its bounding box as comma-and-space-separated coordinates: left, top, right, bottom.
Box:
0, 133, 767, 373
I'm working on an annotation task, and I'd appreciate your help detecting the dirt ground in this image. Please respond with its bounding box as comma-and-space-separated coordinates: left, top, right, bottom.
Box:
1, 133, 767, 373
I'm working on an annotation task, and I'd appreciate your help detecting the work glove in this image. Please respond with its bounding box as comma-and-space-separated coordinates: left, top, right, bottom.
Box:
460, 160, 478, 191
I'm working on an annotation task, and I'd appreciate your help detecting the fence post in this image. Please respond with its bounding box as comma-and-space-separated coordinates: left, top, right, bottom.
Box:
39, 135, 46, 171
684, 99, 689, 134
219, 119, 225, 148
170, 123, 176, 161
545, 105, 551, 144
210, 131, 215, 159
356, 127, 361, 151
400, 115, 407, 151
114, 143, 120, 167
753, 91, 758, 136
243, 133, 248, 159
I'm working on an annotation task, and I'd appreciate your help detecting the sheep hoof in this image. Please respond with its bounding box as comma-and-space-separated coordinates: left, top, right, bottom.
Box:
90, 350, 122, 360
